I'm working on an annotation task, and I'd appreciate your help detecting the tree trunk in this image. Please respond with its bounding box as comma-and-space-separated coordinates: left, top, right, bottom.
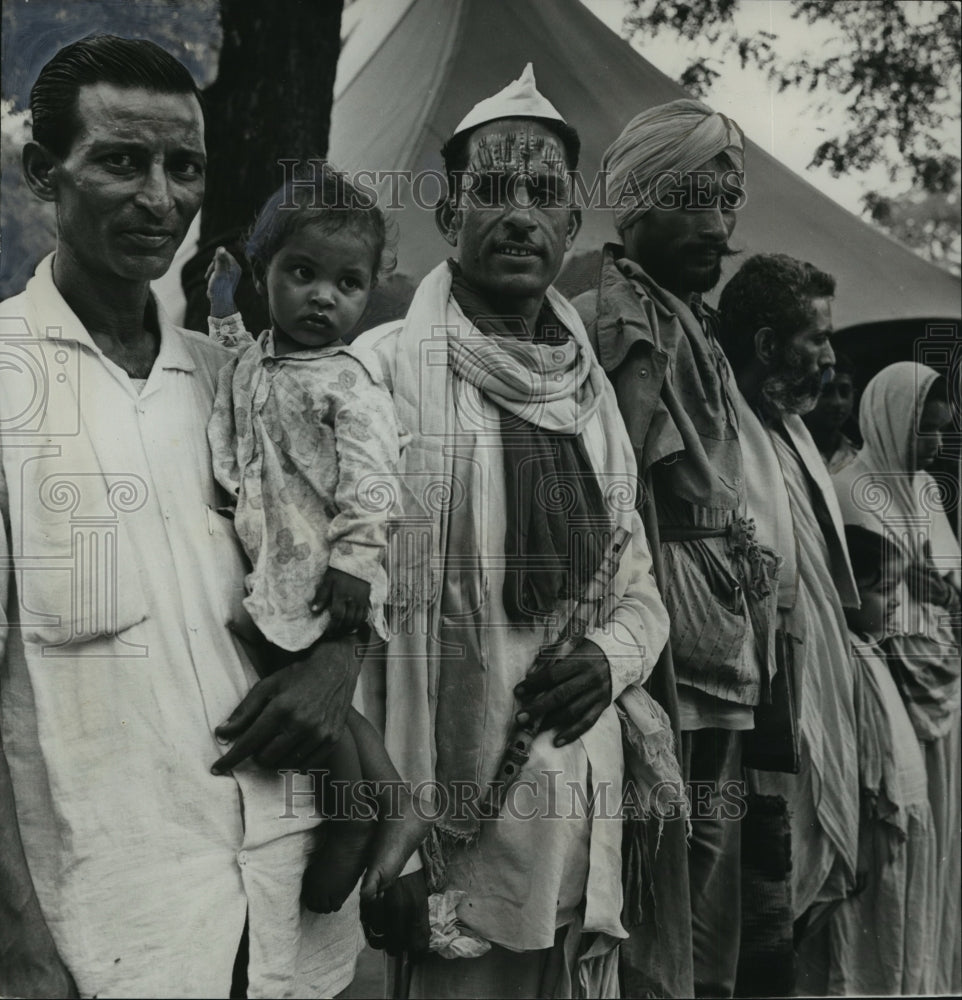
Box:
182, 0, 344, 332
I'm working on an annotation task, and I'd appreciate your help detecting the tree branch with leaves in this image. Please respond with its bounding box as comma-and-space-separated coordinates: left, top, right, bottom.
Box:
622, 0, 961, 272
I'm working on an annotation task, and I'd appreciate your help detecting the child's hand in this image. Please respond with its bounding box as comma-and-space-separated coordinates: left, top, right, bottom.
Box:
206, 246, 242, 318
312, 567, 371, 635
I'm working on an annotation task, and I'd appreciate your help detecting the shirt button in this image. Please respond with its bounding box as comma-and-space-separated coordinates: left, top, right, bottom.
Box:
238, 851, 249, 866
638, 368, 649, 378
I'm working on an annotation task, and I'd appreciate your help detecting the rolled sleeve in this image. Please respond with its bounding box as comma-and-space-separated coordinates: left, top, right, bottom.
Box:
208, 312, 255, 351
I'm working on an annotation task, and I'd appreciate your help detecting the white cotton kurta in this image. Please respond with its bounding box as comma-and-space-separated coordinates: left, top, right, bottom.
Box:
426, 439, 626, 952
0, 256, 361, 999
355, 276, 669, 978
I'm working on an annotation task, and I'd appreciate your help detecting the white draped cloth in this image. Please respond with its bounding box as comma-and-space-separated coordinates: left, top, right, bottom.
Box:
833, 361, 961, 993
354, 263, 671, 997
735, 397, 860, 916
803, 640, 938, 996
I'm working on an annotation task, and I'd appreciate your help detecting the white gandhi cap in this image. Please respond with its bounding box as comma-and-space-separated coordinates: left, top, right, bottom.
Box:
451, 63, 567, 140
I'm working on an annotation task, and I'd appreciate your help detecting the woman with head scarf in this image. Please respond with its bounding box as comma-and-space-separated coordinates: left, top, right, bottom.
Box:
832, 361, 960, 994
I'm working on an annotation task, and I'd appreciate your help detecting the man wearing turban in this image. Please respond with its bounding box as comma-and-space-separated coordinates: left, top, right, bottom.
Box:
574, 100, 778, 998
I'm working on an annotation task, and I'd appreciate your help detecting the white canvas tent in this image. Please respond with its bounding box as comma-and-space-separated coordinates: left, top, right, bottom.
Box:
330, 0, 961, 330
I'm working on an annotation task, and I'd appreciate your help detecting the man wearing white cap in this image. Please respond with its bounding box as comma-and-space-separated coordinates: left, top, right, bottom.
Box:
355, 66, 674, 997
573, 101, 779, 998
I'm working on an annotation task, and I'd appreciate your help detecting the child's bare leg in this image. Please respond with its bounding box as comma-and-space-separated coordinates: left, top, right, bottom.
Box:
349, 711, 433, 899
301, 713, 377, 914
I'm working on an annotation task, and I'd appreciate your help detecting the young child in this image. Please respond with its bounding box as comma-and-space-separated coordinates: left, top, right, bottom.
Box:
798, 524, 937, 994
206, 164, 427, 919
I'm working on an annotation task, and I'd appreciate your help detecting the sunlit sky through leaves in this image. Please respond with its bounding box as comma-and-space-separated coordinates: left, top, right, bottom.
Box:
581, 0, 960, 216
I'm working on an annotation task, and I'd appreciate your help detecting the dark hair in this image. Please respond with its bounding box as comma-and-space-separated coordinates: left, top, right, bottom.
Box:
245, 161, 396, 285
922, 374, 949, 412
30, 34, 201, 159
844, 524, 904, 590
440, 117, 582, 194
717, 253, 836, 372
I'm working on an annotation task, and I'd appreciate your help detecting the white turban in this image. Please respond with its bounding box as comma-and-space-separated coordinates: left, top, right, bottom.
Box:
603, 98, 745, 232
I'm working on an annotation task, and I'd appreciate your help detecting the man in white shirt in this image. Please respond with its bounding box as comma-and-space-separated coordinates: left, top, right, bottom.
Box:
0, 35, 366, 998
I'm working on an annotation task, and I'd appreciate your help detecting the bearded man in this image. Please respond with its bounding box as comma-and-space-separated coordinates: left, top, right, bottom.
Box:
716, 253, 860, 988
573, 100, 778, 998
354, 65, 674, 999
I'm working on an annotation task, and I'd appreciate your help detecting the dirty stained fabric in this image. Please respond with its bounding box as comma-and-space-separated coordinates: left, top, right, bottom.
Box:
207, 314, 400, 651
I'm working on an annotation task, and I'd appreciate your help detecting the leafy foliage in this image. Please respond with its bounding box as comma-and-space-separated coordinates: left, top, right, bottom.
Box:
864, 185, 961, 276
622, 0, 961, 195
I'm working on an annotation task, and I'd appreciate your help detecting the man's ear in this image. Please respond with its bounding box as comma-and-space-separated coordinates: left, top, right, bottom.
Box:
22, 141, 61, 203
564, 208, 582, 251
754, 326, 777, 365
435, 200, 460, 248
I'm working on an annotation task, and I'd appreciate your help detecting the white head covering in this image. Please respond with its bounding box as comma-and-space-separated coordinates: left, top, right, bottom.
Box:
603, 98, 745, 232
834, 361, 959, 582
831, 363, 961, 740
451, 63, 566, 140
859, 362, 939, 476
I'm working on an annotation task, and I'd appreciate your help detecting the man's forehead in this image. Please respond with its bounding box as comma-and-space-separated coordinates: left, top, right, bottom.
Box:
464, 119, 568, 174
808, 295, 833, 330
74, 82, 204, 140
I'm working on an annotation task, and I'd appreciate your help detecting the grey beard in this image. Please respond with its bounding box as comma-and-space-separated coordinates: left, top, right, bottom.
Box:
760, 371, 822, 416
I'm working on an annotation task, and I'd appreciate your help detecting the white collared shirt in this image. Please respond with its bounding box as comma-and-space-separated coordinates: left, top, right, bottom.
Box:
0, 256, 361, 998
